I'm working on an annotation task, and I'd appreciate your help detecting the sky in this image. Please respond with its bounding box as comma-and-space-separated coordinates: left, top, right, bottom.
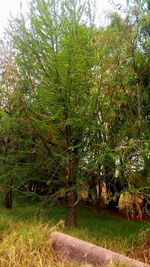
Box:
0, 0, 127, 36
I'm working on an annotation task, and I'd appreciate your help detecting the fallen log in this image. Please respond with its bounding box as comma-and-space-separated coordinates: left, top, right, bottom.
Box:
50, 231, 149, 267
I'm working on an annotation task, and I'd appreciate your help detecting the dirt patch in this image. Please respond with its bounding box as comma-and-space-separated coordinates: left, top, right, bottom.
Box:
127, 235, 150, 265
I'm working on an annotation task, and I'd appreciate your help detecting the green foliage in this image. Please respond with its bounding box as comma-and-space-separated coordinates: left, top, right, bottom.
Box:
0, 0, 149, 225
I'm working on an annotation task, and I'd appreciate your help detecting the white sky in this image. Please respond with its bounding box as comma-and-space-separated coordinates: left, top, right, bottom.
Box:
0, 0, 127, 37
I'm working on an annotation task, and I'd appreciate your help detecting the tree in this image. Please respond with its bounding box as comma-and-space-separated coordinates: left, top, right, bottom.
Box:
0, 0, 149, 223
89, 4, 150, 195
8, 0, 99, 226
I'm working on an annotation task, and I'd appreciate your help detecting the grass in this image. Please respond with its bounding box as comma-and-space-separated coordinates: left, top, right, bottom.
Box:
0, 195, 150, 267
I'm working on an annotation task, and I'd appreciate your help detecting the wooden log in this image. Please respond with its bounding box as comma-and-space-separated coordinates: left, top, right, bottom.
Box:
50, 231, 149, 267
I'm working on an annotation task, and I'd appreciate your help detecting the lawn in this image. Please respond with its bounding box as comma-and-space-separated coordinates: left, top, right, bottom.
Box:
0, 196, 149, 267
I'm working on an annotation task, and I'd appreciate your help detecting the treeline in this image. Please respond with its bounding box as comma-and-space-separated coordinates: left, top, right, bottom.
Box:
0, 0, 149, 226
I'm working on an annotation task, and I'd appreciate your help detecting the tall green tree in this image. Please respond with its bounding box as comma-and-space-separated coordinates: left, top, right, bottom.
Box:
9, 0, 99, 226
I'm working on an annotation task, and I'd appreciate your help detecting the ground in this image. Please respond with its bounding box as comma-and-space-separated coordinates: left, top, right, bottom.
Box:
0, 195, 149, 266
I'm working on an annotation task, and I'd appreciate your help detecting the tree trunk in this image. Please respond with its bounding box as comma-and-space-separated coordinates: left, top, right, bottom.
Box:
64, 124, 79, 227
4, 190, 13, 209
65, 152, 79, 227
65, 153, 78, 227
94, 181, 101, 211
66, 189, 77, 227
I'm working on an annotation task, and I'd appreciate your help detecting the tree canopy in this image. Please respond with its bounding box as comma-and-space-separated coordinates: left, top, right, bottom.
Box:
0, 0, 149, 226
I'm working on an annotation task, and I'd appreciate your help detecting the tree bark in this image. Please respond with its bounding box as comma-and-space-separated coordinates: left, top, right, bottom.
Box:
66, 189, 77, 227
4, 189, 13, 209
94, 180, 101, 211
64, 123, 79, 227
65, 151, 78, 227
65, 146, 79, 227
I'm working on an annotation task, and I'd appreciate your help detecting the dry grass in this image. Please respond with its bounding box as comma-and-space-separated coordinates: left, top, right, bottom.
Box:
0, 222, 54, 267
0, 221, 92, 267
128, 231, 150, 265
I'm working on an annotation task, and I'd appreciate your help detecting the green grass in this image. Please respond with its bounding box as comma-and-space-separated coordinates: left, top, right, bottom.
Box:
66, 206, 149, 254
0, 196, 149, 267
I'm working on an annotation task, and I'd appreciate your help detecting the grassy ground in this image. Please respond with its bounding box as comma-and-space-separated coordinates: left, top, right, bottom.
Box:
0, 195, 150, 267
